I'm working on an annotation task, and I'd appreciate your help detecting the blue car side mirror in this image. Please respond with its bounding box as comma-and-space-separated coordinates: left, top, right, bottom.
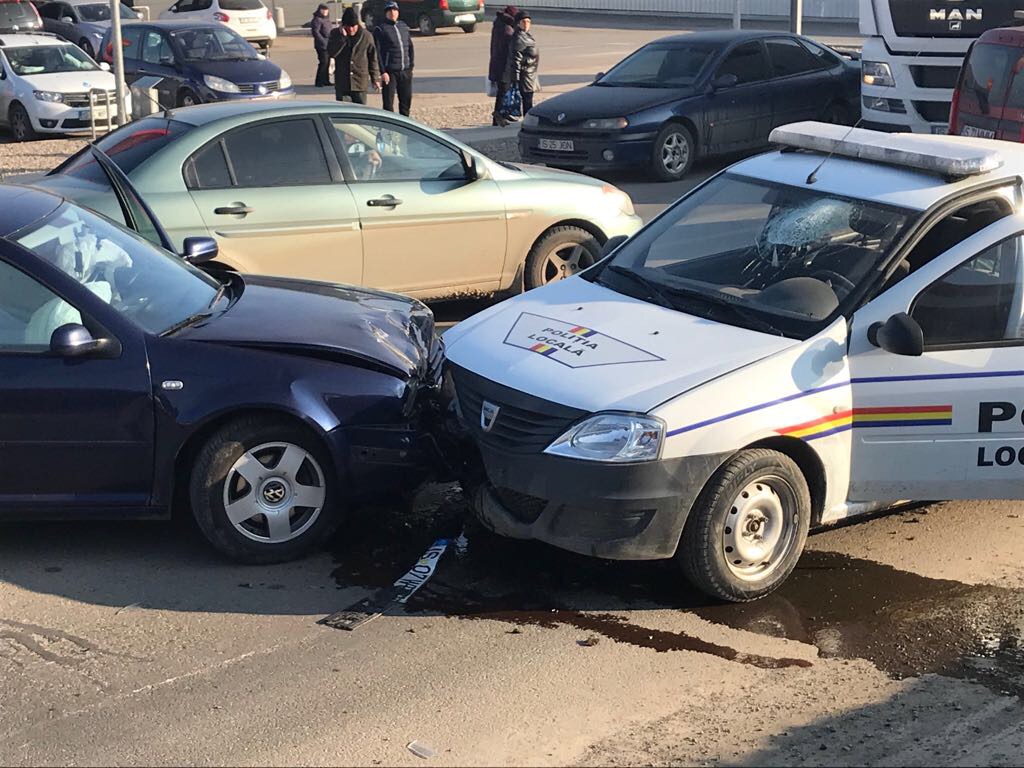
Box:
182, 236, 219, 264
50, 324, 103, 358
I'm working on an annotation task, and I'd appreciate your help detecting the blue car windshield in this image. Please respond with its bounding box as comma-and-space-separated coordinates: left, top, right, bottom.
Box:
171, 26, 258, 61
14, 203, 221, 335
597, 43, 715, 88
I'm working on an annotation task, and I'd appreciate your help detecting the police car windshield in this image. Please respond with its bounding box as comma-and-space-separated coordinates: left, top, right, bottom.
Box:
593, 173, 913, 336
5, 44, 97, 74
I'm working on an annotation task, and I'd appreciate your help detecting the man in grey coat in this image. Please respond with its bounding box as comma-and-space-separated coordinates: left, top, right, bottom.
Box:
327, 8, 381, 103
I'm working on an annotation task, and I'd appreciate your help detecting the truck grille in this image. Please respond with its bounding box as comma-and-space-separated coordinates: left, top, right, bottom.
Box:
909, 65, 960, 90
913, 101, 951, 123
450, 363, 587, 454
237, 80, 280, 95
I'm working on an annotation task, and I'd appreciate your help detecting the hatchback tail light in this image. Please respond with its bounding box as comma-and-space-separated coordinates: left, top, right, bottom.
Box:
214, 11, 230, 21
439, 0, 448, 9
478, 0, 484, 7
948, 86, 961, 134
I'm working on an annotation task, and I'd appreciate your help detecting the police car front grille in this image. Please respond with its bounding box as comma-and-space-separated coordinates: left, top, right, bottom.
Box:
449, 364, 587, 454
63, 90, 116, 108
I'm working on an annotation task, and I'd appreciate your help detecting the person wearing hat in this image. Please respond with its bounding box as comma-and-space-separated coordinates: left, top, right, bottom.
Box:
372, 1, 414, 116
327, 8, 381, 104
311, 3, 334, 88
488, 4, 518, 126
505, 10, 539, 117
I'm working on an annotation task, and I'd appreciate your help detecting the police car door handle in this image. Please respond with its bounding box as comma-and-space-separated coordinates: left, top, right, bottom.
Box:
367, 196, 403, 207
214, 204, 254, 216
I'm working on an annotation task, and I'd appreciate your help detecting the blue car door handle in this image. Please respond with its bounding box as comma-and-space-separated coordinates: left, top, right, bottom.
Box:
214, 204, 254, 215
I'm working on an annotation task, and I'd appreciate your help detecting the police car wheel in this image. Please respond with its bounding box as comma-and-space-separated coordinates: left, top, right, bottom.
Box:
189, 415, 343, 564
8, 103, 36, 142
524, 226, 602, 289
677, 448, 810, 602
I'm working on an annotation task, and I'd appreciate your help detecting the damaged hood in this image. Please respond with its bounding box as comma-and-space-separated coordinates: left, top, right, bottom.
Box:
178, 275, 434, 379
443, 277, 799, 413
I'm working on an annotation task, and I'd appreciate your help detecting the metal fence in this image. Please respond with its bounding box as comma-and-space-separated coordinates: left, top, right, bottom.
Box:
520, 0, 857, 20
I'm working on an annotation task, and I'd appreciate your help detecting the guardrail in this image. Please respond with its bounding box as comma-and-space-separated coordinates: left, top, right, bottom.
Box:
88, 88, 114, 140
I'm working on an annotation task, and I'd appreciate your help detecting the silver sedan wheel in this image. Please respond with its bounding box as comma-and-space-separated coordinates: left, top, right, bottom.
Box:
660, 130, 690, 176
222, 442, 327, 544
541, 242, 595, 284
722, 477, 797, 583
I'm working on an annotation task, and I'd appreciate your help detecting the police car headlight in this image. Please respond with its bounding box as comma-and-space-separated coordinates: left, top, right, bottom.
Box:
545, 413, 664, 463
862, 61, 895, 88
33, 90, 64, 103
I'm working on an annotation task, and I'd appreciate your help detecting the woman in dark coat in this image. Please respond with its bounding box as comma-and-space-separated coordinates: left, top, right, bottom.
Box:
488, 5, 518, 126
505, 10, 539, 115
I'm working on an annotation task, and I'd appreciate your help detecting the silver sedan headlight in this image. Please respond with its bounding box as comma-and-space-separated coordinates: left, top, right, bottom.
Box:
545, 413, 664, 463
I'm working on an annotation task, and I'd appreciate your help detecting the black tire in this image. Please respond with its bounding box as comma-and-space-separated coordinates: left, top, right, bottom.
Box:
189, 416, 343, 563
824, 101, 852, 126
676, 449, 810, 602
177, 88, 199, 107
462, 23, 476, 32
79, 38, 95, 59
418, 14, 436, 35
8, 103, 36, 142
651, 122, 695, 182
524, 225, 602, 290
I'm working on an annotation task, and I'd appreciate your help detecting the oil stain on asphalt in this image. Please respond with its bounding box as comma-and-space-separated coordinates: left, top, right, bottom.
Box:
329, 491, 1024, 694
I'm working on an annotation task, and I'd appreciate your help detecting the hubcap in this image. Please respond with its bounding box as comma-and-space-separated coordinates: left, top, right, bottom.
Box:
222, 442, 327, 544
722, 477, 796, 582
661, 131, 689, 175
541, 243, 594, 284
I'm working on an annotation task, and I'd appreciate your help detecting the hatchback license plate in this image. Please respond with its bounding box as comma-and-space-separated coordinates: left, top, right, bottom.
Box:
455, 13, 475, 22
960, 124, 995, 138
241, 15, 259, 22
539, 138, 574, 152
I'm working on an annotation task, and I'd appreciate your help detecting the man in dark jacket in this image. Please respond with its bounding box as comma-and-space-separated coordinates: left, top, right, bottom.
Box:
373, 1, 414, 116
506, 10, 539, 115
489, 4, 517, 126
311, 3, 333, 88
328, 8, 380, 103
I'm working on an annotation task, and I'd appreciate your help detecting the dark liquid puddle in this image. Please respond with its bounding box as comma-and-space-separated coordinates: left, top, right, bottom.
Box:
330, 491, 1024, 695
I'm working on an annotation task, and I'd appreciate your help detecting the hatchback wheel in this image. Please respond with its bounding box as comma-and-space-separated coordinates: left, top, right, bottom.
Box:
676, 449, 810, 602
524, 225, 602, 290
189, 416, 343, 563
651, 122, 694, 181
418, 14, 436, 35
462, 23, 476, 32
8, 103, 36, 142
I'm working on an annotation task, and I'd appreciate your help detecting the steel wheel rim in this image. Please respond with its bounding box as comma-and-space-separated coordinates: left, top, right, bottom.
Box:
541, 242, 594, 284
12, 109, 27, 140
222, 441, 326, 544
722, 475, 797, 582
660, 131, 689, 175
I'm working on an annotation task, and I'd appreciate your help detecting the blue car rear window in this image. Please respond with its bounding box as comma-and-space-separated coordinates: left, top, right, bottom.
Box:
55, 117, 190, 182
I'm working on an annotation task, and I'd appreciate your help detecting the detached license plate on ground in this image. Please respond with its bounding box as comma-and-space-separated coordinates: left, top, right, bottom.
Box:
960, 124, 995, 138
539, 138, 574, 152
455, 13, 476, 22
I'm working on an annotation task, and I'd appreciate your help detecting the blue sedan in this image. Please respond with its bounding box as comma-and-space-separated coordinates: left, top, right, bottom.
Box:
0, 160, 444, 563
520, 29, 859, 181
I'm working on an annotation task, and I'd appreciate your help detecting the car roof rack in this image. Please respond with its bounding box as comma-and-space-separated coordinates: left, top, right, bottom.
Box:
770, 121, 1004, 180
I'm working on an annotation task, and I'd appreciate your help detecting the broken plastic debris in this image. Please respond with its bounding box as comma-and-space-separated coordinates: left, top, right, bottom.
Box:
578, 637, 600, 647
406, 741, 436, 759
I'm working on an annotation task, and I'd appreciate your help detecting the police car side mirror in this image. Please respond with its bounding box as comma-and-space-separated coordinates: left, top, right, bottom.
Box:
99, 61, 111, 71
868, 312, 923, 356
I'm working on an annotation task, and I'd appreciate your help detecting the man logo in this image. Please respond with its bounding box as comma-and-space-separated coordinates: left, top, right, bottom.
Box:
929, 7, 981, 23
481, 401, 500, 432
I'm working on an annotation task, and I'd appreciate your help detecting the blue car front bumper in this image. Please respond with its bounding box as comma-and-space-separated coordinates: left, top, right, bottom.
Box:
519, 128, 656, 169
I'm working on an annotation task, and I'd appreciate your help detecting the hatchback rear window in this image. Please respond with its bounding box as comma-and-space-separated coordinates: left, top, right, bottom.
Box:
219, 0, 264, 9
960, 43, 1017, 115
53, 118, 191, 182
0, 0, 41, 31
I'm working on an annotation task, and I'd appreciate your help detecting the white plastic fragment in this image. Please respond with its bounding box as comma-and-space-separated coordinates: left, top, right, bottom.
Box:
406, 741, 436, 759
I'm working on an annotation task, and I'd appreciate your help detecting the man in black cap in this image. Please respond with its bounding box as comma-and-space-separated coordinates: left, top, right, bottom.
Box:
327, 8, 380, 104
311, 3, 333, 87
373, 1, 414, 116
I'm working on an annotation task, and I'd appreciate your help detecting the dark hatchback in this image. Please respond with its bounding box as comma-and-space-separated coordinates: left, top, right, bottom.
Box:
950, 26, 1024, 141
0, 151, 448, 563
520, 29, 859, 181
100, 20, 293, 108
0, 0, 42, 33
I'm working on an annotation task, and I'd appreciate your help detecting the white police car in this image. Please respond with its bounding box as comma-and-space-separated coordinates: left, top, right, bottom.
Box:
0, 33, 126, 141
446, 122, 1024, 601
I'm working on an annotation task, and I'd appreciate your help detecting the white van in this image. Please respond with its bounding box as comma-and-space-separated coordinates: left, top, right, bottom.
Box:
445, 122, 1024, 601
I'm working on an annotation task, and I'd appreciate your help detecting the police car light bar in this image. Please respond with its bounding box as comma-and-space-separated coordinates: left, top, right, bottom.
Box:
769, 121, 1005, 179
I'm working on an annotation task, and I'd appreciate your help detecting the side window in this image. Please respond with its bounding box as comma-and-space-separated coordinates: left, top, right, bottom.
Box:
221, 119, 331, 187
192, 0, 213, 10
716, 42, 769, 85
330, 118, 468, 182
39, 3, 63, 20
184, 141, 233, 189
141, 31, 173, 65
0, 259, 82, 351
766, 38, 824, 77
911, 235, 1024, 347
800, 39, 841, 68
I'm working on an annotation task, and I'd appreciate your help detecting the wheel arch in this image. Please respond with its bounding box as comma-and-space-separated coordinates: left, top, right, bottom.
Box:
664, 114, 700, 145
743, 435, 828, 526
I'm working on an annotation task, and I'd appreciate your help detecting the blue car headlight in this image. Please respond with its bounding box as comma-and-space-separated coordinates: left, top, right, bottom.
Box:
203, 74, 241, 94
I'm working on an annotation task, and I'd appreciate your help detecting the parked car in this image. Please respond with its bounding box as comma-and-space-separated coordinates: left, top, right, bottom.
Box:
36, 101, 641, 298
0, 33, 125, 140
360, 0, 483, 36
0, 148, 448, 562
519, 30, 860, 181
37, 0, 137, 59
949, 26, 1024, 141
99, 21, 292, 108
160, 0, 275, 51
0, 0, 42, 33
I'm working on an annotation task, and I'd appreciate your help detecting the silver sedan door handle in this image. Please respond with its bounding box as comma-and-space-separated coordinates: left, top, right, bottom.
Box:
366, 196, 403, 207
214, 204, 254, 216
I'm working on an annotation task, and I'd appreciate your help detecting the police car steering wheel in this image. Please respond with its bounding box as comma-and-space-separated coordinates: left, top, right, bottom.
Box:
810, 269, 856, 297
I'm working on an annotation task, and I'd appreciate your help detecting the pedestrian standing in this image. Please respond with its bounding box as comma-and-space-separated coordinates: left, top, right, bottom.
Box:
373, 1, 414, 116
506, 10, 539, 116
328, 8, 381, 104
488, 4, 518, 126
311, 3, 333, 88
